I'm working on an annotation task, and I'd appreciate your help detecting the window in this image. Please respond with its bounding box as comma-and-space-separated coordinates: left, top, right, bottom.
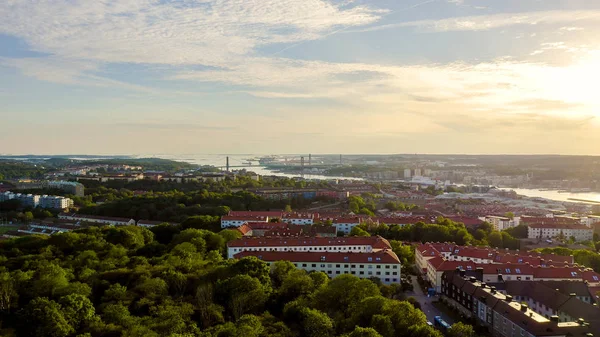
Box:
311, 264, 316, 267
376, 272, 381, 275
320, 264, 325, 268
376, 265, 381, 269
505, 268, 511, 273
336, 264, 340, 268
593, 276, 599, 281
359, 265, 364, 268
385, 265, 390, 269
571, 272, 578, 277
515, 268, 521, 274
336, 271, 340, 274
359, 271, 364, 275
385, 278, 390, 282
302, 264, 307, 267
392, 272, 397, 275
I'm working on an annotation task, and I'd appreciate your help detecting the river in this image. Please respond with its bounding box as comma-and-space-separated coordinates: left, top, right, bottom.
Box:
146, 154, 363, 181
150, 154, 600, 204
499, 188, 600, 204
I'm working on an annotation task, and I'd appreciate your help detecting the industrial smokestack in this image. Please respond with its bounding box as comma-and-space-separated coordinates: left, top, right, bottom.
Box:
226, 156, 230, 172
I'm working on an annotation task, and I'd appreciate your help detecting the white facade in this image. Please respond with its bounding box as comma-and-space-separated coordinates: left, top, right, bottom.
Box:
280, 260, 401, 285
58, 214, 135, 226
282, 217, 314, 225
0, 191, 72, 209
221, 217, 269, 228
228, 242, 375, 259
528, 225, 593, 242
39, 195, 72, 209
333, 220, 360, 234
481, 216, 519, 231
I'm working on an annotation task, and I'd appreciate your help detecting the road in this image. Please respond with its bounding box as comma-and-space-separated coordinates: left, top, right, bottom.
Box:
409, 277, 454, 325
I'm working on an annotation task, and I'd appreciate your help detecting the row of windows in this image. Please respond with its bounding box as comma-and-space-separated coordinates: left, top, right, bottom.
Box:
231, 246, 369, 252
295, 263, 399, 270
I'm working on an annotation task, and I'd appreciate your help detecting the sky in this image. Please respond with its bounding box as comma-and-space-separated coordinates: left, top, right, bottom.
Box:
2, 0, 600, 155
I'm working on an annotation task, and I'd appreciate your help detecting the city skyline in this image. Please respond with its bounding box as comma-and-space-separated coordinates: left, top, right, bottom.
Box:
2, 0, 600, 154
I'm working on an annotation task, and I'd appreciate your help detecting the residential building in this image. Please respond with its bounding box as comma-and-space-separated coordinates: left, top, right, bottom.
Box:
528, 223, 594, 242
333, 217, 362, 234
47, 181, 85, 197
137, 220, 179, 228
441, 270, 598, 337
221, 215, 269, 228
282, 213, 315, 225
480, 216, 519, 231
0, 191, 73, 209
58, 213, 135, 226
227, 235, 392, 259
39, 195, 72, 209
234, 250, 402, 285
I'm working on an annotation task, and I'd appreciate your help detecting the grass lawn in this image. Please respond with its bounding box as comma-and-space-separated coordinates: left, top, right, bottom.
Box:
0, 225, 20, 234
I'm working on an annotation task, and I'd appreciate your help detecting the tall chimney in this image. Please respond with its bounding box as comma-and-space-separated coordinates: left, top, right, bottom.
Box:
226, 156, 230, 172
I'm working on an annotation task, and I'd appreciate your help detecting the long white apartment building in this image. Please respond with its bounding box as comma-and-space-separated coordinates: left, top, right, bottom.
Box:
528, 223, 594, 242
0, 191, 73, 210
220, 215, 269, 228
58, 213, 135, 226
227, 235, 392, 259
235, 250, 402, 285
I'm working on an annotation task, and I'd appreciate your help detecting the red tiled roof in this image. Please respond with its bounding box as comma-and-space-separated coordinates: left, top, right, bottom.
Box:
478, 263, 535, 275
333, 218, 362, 224
283, 213, 315, 219
228, 235, 392, 249
428, 257, 477, 271
582, 270, 600, 284
532, 266, 586, 279
228, 211, 284, 217
520, 216, 580, 224
221, 216, 269, 221
446, 216, 484, 227
374, 217, 430, 225
234, 249, 401, 264
450, 247, 497, 260
528, 223, 591, 230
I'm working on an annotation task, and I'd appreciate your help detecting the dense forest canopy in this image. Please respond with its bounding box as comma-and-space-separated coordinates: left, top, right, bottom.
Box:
0, 224, 442, 337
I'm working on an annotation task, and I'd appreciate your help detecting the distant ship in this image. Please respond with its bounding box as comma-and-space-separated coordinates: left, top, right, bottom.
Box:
259, 156, 279, 165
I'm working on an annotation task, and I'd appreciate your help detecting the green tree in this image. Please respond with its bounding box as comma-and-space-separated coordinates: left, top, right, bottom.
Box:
217, 275, 270, 319
487, 231, 503, 248
18, 297, 74, 337
344, 326, 383, 337
299, 307, 334, 337
59, 294, 96, 331
447, 322, 475, 337
350, 226, 371, 237
23, 211, 34, 222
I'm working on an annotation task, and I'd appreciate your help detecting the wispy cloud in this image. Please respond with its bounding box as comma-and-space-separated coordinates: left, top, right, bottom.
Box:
349, 10, 600, 33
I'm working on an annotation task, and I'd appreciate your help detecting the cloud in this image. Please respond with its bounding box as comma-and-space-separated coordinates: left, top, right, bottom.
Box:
0, 0, 383, 67
112, 122, 235, 131
350, 10, 600, 33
